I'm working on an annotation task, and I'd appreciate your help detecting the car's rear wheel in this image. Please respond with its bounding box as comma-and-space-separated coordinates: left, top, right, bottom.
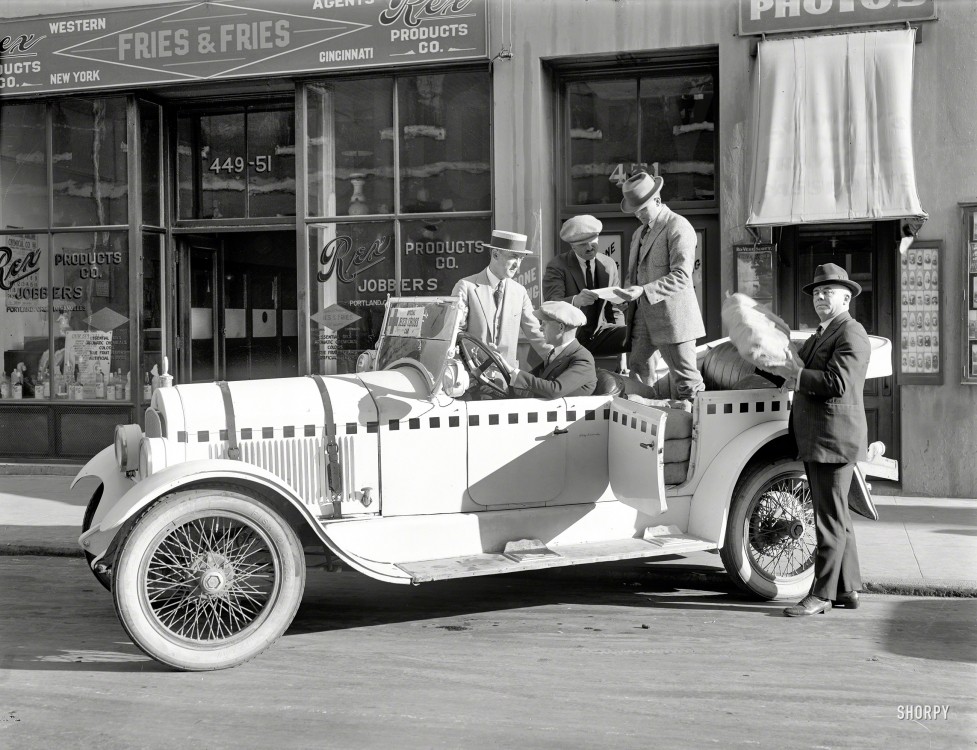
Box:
81, 484, 112, 592
113, 487, 305, 671
721, 458, 815, 601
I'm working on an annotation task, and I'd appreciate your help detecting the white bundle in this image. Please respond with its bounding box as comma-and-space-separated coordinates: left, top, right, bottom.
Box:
721, 293, 795, 370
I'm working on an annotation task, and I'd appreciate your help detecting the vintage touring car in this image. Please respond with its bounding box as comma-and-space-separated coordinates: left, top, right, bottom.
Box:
76, 296, 898, 671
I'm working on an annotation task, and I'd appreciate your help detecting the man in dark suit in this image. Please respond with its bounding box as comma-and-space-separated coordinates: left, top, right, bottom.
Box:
771, 264, 872, 617
543, 215, 625, 346
498, 301, 597, 399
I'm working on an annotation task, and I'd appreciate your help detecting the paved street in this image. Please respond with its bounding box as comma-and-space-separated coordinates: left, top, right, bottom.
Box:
1, 556, 974, 750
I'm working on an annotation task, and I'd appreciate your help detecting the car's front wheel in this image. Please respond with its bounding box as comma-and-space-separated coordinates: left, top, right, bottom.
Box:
720, 458, 815, 601
112, 487, 305, 671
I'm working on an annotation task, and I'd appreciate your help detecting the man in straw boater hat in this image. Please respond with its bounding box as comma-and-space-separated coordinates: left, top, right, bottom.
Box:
613, 172, 705, 406
495, 301, 598, 399
766, 263, 871, 617
451, 229, 550, 370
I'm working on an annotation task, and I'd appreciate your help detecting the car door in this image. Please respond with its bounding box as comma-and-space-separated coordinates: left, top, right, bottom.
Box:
607, 396, 669, 516
466, 398, 567, 507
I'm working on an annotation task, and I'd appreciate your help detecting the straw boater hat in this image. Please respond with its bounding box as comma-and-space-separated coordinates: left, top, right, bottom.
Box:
559, 215, 602, 244
801, 263, 862, 297
484, 229, 532, 255
620, 172, 664, 213
535, 301, 587, 330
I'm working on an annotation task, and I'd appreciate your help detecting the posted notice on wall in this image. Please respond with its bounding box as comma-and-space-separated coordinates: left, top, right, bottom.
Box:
64, 331, 112, 384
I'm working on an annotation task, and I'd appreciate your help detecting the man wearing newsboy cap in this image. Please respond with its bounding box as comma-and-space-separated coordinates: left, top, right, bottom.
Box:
613, 172, 705, 405
452, 229, 550, 369
495, 301, 597, 399
767, 263, 871, 617
544, 215, 625, 350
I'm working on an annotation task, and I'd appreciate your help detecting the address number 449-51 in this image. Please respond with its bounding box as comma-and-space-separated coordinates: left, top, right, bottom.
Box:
208, 155, 272, 174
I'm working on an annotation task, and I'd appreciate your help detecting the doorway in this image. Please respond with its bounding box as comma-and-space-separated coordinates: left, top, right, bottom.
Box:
177, 231, 298, 383
779, 222, 899, 461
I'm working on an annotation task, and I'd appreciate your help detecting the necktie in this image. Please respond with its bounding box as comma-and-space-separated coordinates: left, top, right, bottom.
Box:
493, 282, 504, 341
814, 325, 823, 341
627, 225, 651, 285
585, 259, 594, 290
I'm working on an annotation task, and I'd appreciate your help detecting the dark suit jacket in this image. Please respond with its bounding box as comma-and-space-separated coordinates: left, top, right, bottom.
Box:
788, 312, 872, 464
543, 251, 625, 334
510, 339, 597, 399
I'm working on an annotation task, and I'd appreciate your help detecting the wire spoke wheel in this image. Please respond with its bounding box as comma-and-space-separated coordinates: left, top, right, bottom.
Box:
721, 458, 816, 601
114, 488, 305, 671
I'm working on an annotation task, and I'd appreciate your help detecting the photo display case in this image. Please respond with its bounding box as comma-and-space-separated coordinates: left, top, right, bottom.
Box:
734, 243, 777, 312
898, 239, 943, 384
964, 203, 977, 384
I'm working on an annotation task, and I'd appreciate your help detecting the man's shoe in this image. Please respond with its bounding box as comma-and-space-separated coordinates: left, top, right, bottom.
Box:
834, 591, 860, 609
783, 595, 832, 617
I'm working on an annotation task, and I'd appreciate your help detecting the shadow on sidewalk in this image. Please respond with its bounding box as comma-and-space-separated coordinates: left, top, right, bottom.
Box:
884, 599, 977, 664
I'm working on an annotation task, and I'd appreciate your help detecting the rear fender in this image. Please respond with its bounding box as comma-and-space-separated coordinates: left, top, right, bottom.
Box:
687, 422, 789, 544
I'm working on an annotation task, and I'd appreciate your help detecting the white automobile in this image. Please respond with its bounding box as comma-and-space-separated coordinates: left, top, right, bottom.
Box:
76, 296, 897, 671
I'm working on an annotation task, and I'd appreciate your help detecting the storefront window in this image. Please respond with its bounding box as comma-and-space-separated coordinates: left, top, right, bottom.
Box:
309, 221, 395, 374
1, 103, 48, 230
400, 217, 490, 295
52, 97, 128, 227
307, 79, 394, 218
139, 101, 162, 227
564, 67, 716, 207
141, 232, 164, 399
51, 232, 130, 400
0, 233, 50, 400
399, 72, 491, 213
177, 104, 296, 220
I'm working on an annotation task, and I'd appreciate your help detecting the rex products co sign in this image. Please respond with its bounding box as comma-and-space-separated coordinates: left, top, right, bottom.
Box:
0, 0, 487, 98
739, 0, 937, 35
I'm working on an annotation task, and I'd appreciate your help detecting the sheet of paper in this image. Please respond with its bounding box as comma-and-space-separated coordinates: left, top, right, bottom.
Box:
591, 287, 628, 304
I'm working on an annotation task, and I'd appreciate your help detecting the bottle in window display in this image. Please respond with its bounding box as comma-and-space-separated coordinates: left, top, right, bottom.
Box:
11, 367, 22, 400
0, 371, 9, 399
105, 370, 116, 400
143, 372, 152, 401
95, 370, 105, 399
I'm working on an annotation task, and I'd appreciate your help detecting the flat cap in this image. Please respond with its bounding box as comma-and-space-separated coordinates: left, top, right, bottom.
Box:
559, 215, 602, 244
536, 300, 588, 329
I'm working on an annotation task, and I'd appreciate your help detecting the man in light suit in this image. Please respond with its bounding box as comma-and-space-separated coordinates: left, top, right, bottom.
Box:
614, 172, 705, 404
770, 264, 871, 617
451, 229, 550, 369
497, 301, 597, 399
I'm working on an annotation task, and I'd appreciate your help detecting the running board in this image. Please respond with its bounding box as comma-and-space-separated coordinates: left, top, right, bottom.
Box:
396, 535, 717, 584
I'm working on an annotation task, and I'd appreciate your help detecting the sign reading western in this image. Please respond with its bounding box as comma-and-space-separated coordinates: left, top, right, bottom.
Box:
0, 0, 487, 97
739, 0, 937, 35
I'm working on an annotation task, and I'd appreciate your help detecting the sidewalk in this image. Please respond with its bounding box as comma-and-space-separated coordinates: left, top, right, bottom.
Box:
1, 472, 975, 596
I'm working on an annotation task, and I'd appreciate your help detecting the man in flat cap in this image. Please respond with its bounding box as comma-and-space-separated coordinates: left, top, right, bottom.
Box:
613, 172, 705, 406
766, 263, 871, 617
544, 215, 625, 357
452, 229, 550, 369
496, 301, 597, 399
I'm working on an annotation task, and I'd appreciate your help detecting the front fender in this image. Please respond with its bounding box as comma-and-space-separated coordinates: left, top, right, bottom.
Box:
72, 445, 136, 531
687, 421, 789, 544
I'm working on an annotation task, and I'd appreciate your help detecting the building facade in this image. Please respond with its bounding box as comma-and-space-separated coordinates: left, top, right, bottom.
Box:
0, 0, 974, 498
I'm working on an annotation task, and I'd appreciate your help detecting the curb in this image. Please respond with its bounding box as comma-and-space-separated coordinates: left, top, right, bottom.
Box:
0, 463, 82, 476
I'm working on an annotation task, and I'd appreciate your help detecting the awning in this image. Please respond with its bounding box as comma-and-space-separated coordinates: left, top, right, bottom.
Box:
747, 28, 927, 227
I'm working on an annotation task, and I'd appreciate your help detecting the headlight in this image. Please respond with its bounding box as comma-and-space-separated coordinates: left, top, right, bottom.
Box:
138, 437, 169, 479
355, 350, 376, 373
441, 359, 470, 398
139, 438, 153, 478
114, 423, 142, 471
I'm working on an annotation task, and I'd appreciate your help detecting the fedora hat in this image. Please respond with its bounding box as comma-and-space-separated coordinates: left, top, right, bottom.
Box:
484, 229, 532, 255
620, 172, 664, 213
802, 263, 862, 297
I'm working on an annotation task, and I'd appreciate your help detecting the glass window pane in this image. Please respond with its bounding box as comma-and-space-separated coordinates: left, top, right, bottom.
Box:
0, 233, 49, 399
139, 101, 162, 226
639, 73, 715, 202
199, 112, 246, 219
188, 247, 216, 382
1, 103, 48, 229
141, 232, 164, 399
399, 71, 491, 213
307, 79, 394, 218
52, 97, 128, 226
568, 79, 637, 206
400, 216, 491, 295
247, 108, 295, 217
51, 232, 130, 401
176, 114, 195, 220
309, 221, 394, 374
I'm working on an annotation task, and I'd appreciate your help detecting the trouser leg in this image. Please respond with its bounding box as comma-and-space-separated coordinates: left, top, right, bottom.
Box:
657, 340, 705, 402
806, 461, 861, 600
628, 314, 659, 385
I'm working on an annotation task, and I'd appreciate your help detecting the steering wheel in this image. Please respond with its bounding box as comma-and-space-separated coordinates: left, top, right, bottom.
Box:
456, 333, 512, 397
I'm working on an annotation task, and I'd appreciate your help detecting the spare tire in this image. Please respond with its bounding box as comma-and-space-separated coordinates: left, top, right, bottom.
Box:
702, 341, 770, 391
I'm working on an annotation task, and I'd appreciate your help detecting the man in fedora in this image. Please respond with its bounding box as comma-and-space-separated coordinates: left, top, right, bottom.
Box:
613, 172, 705, 404
769, 263, 871, 617
496, 301, 597, 399
452, 229, 550, 369
544, 215, 625, 366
